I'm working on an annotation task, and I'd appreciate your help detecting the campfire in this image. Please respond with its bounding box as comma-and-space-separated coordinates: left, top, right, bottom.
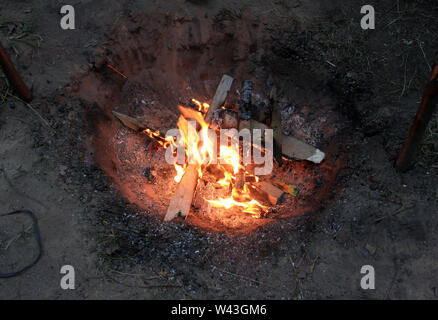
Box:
112, 74, 326, 224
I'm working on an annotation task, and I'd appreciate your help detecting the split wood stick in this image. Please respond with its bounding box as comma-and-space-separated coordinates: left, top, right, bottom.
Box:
255, 181, 284, 205
164, 165, 199, 221
396, 56, 438, 172
165, 74, 234, 221
240, 119, 325, 163
204, 74, 234, 123
270, 87, 283, 166
112, 111, 145, 131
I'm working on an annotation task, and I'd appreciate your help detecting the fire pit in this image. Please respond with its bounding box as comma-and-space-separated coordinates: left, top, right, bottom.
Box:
72, 12, 344, 233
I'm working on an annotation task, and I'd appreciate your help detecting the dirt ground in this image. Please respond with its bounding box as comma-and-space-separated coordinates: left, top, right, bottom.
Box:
0, 0, 437, 299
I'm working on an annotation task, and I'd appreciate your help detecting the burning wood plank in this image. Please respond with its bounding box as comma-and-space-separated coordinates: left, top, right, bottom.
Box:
164, 164, 199, 221
165, 74, 234, 221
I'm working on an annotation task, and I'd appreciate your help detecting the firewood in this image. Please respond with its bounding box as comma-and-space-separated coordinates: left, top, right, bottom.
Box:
210, 109, 239, 130
269, 86, 283, 166
204, 74, 234, 123
112, 111, 145, 131
235, 80, 255, 192
281, 134, 325, 164
255, 181, 284, 205
165, 74, 234, 221
164, 164, 199, 221
253, 100, 271, 124
112, 110, 170, 147
235, 168, 245, 192
239, 80, 254, 121
241, 119, 325, 164
396, 55, 438, 172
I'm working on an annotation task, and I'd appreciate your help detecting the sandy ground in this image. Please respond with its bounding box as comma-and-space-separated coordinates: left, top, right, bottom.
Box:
0, 0, 438, 299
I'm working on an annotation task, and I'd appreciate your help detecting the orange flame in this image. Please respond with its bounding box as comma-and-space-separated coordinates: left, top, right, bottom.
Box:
142, 128, 173, 148
192, 98, 210, 114
143, 98, 269, 218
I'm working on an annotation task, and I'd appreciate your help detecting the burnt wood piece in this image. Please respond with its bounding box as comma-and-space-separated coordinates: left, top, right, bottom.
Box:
210, 109, 239, 130
164, 165, 199, 221
165, 74, 234, 221
240, 119, 325, 163
0, 42, 32, 102
270, 87, 283, 166
254, 101, 270, 124
255, 181, 284, 205
239, 80, 253, 121
204, 74, 234, 123
396, 57, 438, 172
235, 167, 245, 192
236, 80, 255, 190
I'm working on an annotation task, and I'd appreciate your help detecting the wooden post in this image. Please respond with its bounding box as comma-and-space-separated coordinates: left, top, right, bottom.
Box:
396, 57, 438, 172
0, 41, 32, 102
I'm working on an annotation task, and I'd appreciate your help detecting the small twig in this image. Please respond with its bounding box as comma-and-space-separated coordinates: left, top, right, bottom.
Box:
385, 16, 402, 29
106, 64, 128, 79
310, 256, 319, 273
0, 166, 48, 209
4, 225, 32, 250
103, 270, 181, 289
326, 60, 336, 68
417, 40, 432, 72
216, 268, 264, 285
374, 203, 416, 223
400, 53, 408, 97
7, 93, 55, 132
109, 269, 160, 280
